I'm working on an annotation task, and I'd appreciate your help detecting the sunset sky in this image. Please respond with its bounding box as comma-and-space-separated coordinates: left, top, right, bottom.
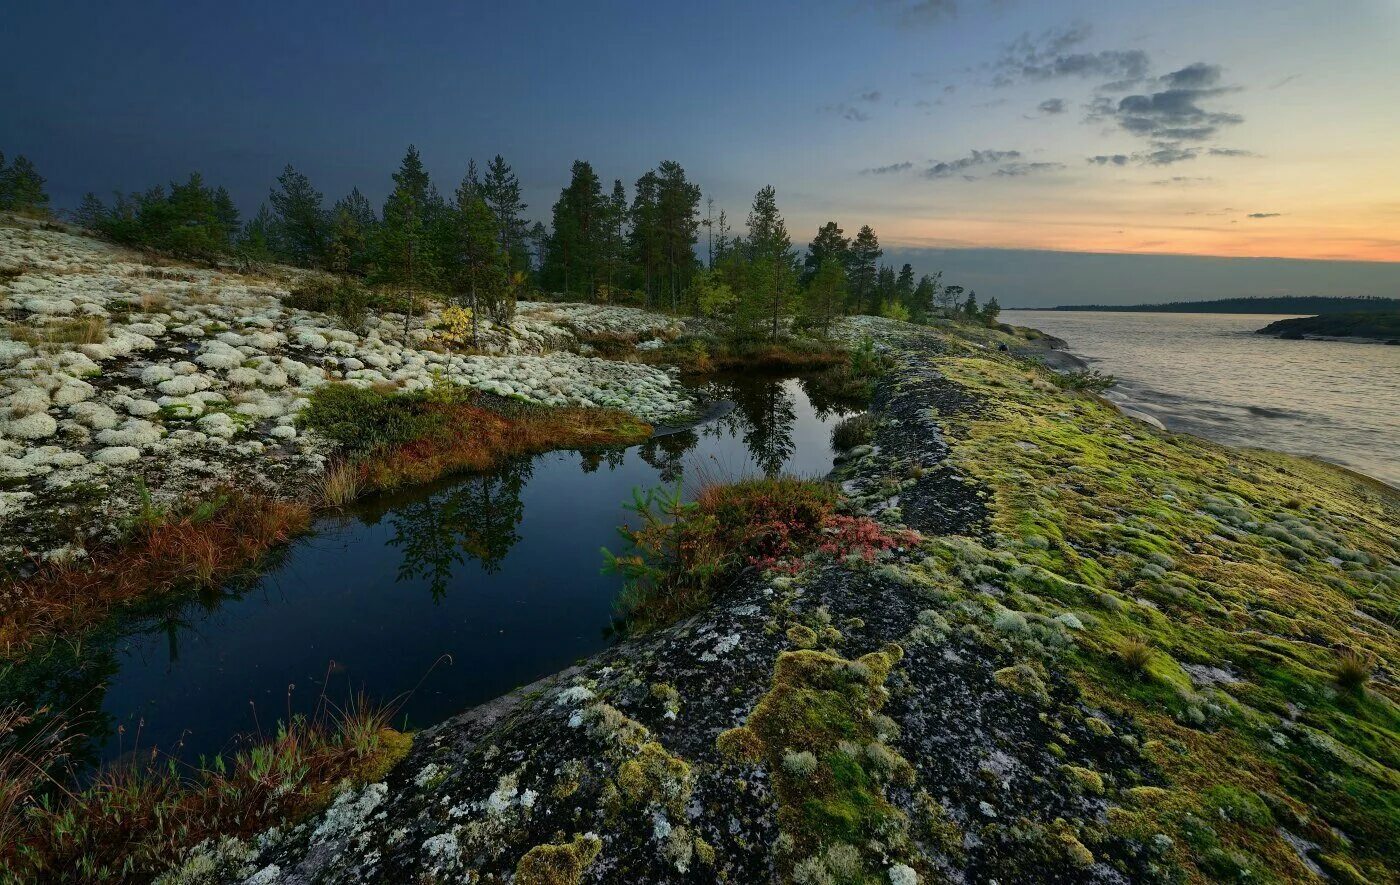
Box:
4, 0, 1399, 303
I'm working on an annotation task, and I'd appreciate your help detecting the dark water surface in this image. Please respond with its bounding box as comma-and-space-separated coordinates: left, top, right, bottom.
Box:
1005, 310, 1400, 487
13, 374, 855, 770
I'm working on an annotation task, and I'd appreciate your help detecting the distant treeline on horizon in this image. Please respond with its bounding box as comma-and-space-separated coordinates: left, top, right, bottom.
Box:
1039, 295, 1400, 314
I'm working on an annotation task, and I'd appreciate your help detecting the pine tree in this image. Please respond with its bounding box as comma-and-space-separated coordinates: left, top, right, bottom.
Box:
962, 289, 979, 317
450, 174, 506, 346
599, 179, 629, 298
981, 295, 1001, 326
803, 221, 849, 286
654, 161, 701, 311
268, 164, 327, 266
876, 265, 897, 312
938, 284, 963, 315
327, 188, 376, 275
743, 185, 796, 342
912, 271, 941, 322
847, 225, 881, 314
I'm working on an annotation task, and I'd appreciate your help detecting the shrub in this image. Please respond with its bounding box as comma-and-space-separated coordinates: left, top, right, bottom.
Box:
285, 276, 375, 331
1050, 369, 1116, 393
831, 413, 877, 450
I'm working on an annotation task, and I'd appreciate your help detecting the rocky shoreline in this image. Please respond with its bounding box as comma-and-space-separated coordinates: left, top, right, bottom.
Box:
3, 220, 1397, 883
154, 314, 1399, 884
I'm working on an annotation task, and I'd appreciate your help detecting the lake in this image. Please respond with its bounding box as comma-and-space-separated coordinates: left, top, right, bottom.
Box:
1004, 310, 1400, 488
5, 374, 857, 771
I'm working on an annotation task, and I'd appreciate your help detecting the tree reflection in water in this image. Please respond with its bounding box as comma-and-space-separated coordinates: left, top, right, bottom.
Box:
387, 460, 531, 601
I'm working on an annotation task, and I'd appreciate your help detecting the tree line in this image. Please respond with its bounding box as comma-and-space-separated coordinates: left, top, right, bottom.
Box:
4, 146, 1003, 339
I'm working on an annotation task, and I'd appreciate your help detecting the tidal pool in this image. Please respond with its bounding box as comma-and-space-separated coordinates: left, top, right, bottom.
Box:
10, 373, 857, 770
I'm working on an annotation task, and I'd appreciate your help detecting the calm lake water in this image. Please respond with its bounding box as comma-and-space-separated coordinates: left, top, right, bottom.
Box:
1004, 310, 1400, 488
11, 374, 855, 770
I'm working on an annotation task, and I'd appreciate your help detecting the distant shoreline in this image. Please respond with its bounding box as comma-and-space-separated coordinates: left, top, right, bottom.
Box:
1013, 295, 1400, 314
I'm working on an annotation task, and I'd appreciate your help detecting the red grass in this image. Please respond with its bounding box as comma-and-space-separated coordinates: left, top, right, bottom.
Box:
353, 401, 650, 493
0, 492, 310, 658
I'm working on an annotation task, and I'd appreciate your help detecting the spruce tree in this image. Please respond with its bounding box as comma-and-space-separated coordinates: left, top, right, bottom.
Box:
542, 161, 606, 300
743, 185, 796, 341
482, 155, 529, 270
377, 145, 438, 335
269, 164, 327, 266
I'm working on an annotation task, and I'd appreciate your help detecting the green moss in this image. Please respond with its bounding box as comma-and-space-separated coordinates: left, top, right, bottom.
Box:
514, 834, 603, 885
616, 741, 692, 814
993, 662, 1050, 702
1061, 764, 1105, 796
730, 645, 916, 880
925, 351, 1400, 881
786, 624, 819, 648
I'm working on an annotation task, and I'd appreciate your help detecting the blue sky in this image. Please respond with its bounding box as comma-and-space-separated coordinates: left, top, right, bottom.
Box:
4, 0, 1399, 304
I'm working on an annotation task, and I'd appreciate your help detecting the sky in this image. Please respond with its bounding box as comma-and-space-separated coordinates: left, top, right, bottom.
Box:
3, 0, 1399, 305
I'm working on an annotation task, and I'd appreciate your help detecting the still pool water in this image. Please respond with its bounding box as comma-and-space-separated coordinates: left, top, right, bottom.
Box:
12, 374, 856, 770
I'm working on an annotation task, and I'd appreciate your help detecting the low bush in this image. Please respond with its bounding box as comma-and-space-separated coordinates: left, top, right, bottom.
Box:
831, 413, 878, 450
1050, 369, 1116, 393
605, 477, 917, 630
284, 276, 378, 331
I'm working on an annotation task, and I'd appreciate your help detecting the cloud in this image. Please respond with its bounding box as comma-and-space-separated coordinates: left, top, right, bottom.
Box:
924, 149, 1022, 178
868, 0, 959, 29
1100, 76, 1244, 143
1247, 212, 1282, 218
823, 102, 872, 122
1208, 147, 1257, 157
1161, 62, 1221, 89
1082, 63, 1250, 167
993, 24, 1149, 87
862, 161, 915, 175
862, 149, 1053, 181
1087, 145, 1201, 166
995, 161, 1065, 176
1151, 176, 1214, 185
1036, 98, 1067, 115
824, 88, 886, 122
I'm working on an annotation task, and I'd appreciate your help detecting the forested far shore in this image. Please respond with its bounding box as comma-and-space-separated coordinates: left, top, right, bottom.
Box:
1044, 295, 1400, 313
1, 147, 1005, 345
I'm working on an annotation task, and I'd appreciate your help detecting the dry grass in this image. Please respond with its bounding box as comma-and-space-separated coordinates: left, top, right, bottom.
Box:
0, 694, 409, 881
0, 491, 310, 659
1117, 636, 1155, 677
1333, 649, 1374, 691
6, 316, 108, 349
319, 461, 364, 507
